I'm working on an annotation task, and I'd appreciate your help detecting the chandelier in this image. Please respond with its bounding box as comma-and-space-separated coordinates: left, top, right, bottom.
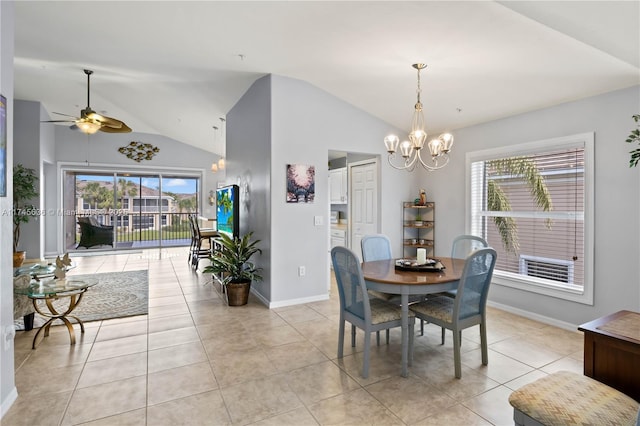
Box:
384, 63, 454, 171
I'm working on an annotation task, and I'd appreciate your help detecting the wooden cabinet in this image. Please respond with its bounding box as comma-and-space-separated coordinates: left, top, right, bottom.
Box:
402, 201, 435, 258
330, 228, 347, 248
329, 168, 347, 204
330, 227, 347, 269
578, 310, 640, 401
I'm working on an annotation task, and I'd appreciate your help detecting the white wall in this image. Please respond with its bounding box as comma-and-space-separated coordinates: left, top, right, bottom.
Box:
229, 74, 418, 307
0, 1, 17, 417
425, 85, 640, 326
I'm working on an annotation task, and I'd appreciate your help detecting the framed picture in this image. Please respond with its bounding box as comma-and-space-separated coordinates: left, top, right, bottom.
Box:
286, 164, 315, 203
0, 94, 6, 197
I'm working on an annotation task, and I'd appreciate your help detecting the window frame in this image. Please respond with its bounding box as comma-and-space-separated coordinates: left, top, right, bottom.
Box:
465, 132, 594, 305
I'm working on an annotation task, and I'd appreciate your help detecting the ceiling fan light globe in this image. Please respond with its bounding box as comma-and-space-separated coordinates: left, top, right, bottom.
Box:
76, 120, 100, 134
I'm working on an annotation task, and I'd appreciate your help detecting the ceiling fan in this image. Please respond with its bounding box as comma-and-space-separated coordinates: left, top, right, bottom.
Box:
43, 69, 131, 134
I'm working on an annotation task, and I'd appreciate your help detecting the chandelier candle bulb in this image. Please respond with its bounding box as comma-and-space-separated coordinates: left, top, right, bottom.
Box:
416, 248, 427, 265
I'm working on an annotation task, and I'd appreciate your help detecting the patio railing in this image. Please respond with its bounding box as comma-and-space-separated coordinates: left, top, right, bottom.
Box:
74, 212, 196, 250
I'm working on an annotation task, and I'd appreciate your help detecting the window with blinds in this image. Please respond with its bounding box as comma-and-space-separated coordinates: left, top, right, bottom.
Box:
467, 133, 594, 304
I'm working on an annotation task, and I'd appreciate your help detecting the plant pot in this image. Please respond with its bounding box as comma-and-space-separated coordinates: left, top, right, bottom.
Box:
13, 251, 26, 267
226, 280, 251, 306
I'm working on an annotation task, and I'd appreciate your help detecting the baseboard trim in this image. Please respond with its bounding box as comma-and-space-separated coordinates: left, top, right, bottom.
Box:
268, 293, 330, 309
1, 387, 18, 419
487, 300, 579, 332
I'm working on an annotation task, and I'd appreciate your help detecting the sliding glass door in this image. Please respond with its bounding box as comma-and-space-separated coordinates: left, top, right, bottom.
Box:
63, 170, 200, 251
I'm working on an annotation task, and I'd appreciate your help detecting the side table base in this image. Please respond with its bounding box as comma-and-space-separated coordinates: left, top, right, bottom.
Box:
31, 290, 87, 349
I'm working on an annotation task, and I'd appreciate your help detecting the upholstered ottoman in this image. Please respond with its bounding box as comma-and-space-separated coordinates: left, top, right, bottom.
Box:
509, 371, 639, 426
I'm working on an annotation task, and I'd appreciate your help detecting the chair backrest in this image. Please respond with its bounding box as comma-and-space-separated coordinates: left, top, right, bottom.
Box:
188, 214, 202, 239
454, 247, 497, 321
331, 246, 372, 322
361, 234, 392, 262
187, 214, 196, 237
451, 235, 488, 260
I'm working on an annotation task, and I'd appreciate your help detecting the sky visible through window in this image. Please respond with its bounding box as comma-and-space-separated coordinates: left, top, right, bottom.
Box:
76, 175, 197, 194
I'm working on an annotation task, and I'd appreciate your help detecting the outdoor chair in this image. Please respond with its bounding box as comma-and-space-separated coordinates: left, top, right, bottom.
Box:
76, 216, 114, 249
410, 247, 497, 378
331, 246, 414, 379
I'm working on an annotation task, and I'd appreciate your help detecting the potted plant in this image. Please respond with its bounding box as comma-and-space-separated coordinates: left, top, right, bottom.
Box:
13, 164, 39, 267
203, 232, 262, 306
414, 213, 423, 227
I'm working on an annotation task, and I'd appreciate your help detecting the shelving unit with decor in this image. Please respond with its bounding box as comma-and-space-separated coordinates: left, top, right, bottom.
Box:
402, 201, 435, 258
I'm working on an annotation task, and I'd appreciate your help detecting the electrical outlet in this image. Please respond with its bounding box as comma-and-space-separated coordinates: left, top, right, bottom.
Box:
314, 215, 323, 226
298, 266, 306, 276
3, 326, 15, 351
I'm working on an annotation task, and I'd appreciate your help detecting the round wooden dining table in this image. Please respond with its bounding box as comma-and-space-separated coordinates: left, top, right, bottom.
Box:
361, 256, 466, 377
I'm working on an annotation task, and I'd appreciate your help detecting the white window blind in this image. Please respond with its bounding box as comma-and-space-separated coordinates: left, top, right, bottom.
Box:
467, 133, 594, 304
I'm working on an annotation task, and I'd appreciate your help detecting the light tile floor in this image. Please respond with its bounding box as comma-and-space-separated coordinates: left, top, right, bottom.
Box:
4, 248, 584, 425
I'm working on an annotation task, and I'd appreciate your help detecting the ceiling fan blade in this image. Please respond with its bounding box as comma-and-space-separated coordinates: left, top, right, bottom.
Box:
99, 120, 132, 133
52, 111, 79, 117
41, 119, 76, 123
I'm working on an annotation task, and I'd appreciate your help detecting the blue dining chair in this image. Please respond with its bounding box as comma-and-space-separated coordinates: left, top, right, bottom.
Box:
361, 234, 396, 345
427, 235, 489, 341
410, 247, 497, 378
331, 246, 414, 379
361, 234, 396, 300
451, 235, 489, 260
361, 234, 433, 338
361, 234, 393, 262
442, 235, 489, 293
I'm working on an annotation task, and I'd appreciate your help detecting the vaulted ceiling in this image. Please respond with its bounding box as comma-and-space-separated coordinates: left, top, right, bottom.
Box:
13, 1, 639, 156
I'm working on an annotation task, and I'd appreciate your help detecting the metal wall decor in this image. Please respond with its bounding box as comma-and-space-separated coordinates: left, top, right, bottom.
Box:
118, 141, 159, 162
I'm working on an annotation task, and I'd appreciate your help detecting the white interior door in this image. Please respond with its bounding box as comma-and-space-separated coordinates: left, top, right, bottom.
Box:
350, 160, 378, 261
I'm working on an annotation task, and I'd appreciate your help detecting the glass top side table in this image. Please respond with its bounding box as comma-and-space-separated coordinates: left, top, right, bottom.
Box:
15, 277, 98, 349
14, 262, 76, 280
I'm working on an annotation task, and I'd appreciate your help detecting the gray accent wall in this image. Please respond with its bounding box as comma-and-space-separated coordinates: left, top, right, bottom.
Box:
226, 75, 273, 301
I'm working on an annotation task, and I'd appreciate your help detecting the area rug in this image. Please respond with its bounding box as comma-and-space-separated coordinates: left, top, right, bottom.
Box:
15, 270, 148, 330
